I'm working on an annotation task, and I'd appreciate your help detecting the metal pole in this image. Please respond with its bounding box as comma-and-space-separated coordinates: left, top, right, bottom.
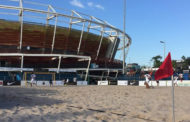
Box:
69, 11, 73, 29
115, 70, 119, 78
19, 0, 23, 50
57, 56, 61, 73
46, 5, 50, 25
101, 72, 104, 80
19, 0, 23, 21
51, 15, 58, 52
21, 55, 24, 72
171, 75, 175, 122
106, 69, 110, 80
109, 32, 118, 61
87, 17, 92, 33
96, 27, 104, 60
77, 22, 85, 54
123, 0, 126, 74
85, 58, 91, 81
164, 42, 166, 59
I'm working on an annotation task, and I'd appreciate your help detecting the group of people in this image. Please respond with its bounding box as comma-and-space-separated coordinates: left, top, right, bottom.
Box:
63, 77, 77, 85
28, 73, 77, 87
144, 72, 183, 88
28, 73, 53, 87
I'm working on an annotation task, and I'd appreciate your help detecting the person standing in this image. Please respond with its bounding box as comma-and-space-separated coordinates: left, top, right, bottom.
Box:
49, 79, 53, 87
73, 77, 77, 85
62, 79, 65, 86
156, 80, 159, 87
174, 76, 178, 86
179, 73, 183, 82
144, 74, 151, 89
66, 78, 69, 85
30, 72, 36, 87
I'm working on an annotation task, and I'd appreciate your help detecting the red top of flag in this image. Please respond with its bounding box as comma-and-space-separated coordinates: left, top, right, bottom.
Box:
155, 52, 174, 80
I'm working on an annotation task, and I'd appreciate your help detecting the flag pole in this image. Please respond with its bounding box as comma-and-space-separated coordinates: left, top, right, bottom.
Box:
171, 75, 175, 122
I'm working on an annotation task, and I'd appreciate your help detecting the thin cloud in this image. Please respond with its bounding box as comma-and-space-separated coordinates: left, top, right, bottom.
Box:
70, 0, 84, 8
95, 4, 104, 10
87, 2, 93, 7
87, 2, 104, 10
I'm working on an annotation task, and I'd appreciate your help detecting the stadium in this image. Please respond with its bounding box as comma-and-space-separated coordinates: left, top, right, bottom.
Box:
0, 0, 131, 85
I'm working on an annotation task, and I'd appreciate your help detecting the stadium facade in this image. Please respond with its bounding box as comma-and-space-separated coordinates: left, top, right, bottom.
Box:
0, 0, 131, 84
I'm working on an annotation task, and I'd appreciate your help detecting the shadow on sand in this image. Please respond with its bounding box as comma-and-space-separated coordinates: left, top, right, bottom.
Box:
0, 86, 66, 109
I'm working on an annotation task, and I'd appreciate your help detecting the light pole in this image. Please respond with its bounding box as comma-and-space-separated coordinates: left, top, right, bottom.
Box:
122, 0, 126, 74
160, 41, 165, 59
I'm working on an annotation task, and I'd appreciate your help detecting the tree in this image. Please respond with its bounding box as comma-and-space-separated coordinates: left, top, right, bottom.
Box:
181, 56, 186, 61
151, 55, 162, 68
186, 57, 190, 65
181, 56, 189, 70
172, 60, 177, 69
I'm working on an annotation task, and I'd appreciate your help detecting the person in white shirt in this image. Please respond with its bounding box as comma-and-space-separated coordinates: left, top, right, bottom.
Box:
65, 78, 69, 86
174, 76, 178, 86
145, 74, 151, 83
144, 74, 151, 88
30, 73, 36, 87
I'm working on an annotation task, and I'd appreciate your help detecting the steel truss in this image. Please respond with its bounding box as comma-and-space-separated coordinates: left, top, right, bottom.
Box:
0, 53, 91, 81
0, 0, 132, 78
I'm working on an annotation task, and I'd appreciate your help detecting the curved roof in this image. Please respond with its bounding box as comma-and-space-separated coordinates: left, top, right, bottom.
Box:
0, 0, 132, 50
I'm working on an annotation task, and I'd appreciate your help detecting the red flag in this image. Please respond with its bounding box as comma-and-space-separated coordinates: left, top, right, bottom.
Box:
155, 52, 174, 80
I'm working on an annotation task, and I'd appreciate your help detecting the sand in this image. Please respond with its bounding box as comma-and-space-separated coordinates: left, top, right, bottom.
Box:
0, 86, 190, 122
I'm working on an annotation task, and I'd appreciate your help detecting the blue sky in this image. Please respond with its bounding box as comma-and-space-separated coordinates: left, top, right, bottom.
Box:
1, 0, 190, 66
47, 0, 190, 66
62, 0, 190, 67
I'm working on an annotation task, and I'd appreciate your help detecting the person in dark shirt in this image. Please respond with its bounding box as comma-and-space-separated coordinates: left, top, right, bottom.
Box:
49, 79, 53, 87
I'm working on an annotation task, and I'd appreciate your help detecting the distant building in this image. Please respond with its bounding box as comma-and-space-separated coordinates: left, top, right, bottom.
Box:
141, 67, 158, 72
176, 60, 185, 72
126, 63, 141, 72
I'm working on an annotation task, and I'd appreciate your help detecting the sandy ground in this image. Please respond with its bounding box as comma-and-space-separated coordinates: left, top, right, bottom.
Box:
0, 86, 190, 122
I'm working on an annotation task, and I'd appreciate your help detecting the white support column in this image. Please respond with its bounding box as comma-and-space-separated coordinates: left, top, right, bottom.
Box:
115, 70, 119, 78
85, 58, 91, 81
19, 0, 23, 50
20, 55, 24, 72
72, 10, 82, 18
124, 42, 130, 61
49, 5, 56, 13
57, 56, 61, 73
109, 29, 113, 36
96, 27, 104, 60
109, 31, 119, 61
106, 69, 110, 80
19, 0, 23, 22
46, 5, 50, 25
69, 11, 74, 29
101, 72, 104, 80
87, 17, 92, 33
77, 22, 85, 54
51, 15, 58, 52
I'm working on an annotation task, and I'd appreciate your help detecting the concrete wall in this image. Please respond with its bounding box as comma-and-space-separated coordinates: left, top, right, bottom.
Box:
139, 80, 190, 87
